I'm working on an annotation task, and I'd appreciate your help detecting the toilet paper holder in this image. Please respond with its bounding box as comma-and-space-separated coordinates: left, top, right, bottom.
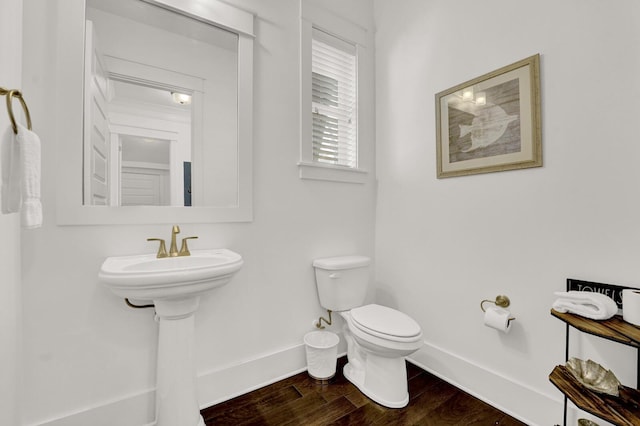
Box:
480, 295, 516, 320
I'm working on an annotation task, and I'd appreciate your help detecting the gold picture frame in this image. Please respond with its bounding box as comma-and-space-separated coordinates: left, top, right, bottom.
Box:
435, 54, 541, 178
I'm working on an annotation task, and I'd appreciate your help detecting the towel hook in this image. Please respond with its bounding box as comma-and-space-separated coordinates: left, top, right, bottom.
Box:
480, 295, 511, 312
0, 87, 32, 134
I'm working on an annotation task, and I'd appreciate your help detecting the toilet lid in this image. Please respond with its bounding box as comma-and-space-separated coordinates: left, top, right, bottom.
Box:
313, 256, 371, 270
350, 304, 421, 338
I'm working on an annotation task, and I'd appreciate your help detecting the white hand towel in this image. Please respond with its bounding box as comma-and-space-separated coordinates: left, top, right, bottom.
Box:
1, 126, 21, 213
16, 123, 42, 229
552, 291, 618, 320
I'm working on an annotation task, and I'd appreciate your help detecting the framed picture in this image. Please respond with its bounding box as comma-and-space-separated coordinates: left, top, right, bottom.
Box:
435, 54, 541, 178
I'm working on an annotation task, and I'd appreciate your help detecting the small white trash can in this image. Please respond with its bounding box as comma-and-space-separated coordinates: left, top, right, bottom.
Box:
303, 330, 339, 380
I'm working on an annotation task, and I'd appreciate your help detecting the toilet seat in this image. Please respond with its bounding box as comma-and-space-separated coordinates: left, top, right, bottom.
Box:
350, 304, 422, 343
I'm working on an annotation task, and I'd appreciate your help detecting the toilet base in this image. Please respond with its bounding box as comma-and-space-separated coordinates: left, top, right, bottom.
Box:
343, 356, 409, 409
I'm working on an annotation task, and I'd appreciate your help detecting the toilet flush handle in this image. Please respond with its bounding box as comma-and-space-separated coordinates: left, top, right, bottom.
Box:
329, 273, 341, 279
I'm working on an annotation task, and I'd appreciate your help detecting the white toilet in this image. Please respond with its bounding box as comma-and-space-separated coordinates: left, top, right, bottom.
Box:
312, 255, 423, 408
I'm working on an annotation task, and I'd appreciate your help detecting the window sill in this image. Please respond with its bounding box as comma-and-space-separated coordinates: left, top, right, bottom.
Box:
298, 161, 368, 184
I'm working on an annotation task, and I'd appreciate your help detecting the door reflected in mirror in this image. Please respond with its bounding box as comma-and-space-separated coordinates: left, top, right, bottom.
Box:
119, 134, 176, 207
84, 0, 238, 207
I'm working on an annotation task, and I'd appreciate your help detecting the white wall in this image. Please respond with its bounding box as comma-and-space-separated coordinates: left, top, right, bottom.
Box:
20, 0, 375, 424
374, 1, 640, 425
0, 0, 23, 424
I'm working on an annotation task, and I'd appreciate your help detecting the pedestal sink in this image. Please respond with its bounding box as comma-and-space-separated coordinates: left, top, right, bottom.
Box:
99, 249, 243, 426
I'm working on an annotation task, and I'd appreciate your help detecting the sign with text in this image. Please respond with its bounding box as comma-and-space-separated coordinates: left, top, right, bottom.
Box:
567, 278, 640, 311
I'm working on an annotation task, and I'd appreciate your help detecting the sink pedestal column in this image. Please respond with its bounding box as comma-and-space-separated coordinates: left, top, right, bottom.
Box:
154, 297, 205, 426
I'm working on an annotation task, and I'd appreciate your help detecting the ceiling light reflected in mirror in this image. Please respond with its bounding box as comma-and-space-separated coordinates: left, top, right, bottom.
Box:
171, 92, 192, 105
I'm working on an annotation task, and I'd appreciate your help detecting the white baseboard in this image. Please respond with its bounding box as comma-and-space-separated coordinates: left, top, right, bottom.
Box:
32, 337, 567, 426
407, 340, 564, 426
33, 337, 348, 426
32, 389, 156, 426
199, 333, 347, 408
197, 343, 308, 408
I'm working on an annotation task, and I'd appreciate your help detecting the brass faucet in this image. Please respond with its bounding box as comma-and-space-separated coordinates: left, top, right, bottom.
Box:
147, 225, 199, 258
169, 225, 181, 257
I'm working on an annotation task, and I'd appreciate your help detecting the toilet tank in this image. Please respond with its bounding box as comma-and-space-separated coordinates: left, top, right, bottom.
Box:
312, 256, 371, 311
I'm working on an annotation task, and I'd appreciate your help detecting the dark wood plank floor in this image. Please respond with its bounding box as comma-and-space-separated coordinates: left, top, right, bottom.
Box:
201, 356, 527, 425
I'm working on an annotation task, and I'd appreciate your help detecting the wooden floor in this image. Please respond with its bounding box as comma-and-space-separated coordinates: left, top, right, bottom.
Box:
201, 357, 527, 425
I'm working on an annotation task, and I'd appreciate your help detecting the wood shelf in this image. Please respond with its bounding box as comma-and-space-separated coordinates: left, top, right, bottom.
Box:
550, 309, 640, 349
549, 365, 640, 426
550, 309, 640, 426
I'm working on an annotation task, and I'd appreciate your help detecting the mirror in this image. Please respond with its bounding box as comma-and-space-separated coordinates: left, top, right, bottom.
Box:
85, 0, 238, 207
56, 0, 254, 224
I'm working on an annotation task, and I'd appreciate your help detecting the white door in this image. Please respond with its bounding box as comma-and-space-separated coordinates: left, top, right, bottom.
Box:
121, 168, 169, 206
83, 20, 110, 205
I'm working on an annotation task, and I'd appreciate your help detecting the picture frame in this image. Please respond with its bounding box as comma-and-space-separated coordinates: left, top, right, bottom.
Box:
435, 54, 541, 178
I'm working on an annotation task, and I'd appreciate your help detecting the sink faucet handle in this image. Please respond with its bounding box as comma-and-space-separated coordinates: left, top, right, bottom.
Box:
147, 238, 168, 258
178, 236, 198, 257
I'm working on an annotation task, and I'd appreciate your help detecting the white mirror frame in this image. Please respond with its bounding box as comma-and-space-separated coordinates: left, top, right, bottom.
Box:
56, 0, 254, 225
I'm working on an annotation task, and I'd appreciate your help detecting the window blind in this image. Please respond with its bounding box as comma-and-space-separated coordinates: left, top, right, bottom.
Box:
311, 28, 357, 168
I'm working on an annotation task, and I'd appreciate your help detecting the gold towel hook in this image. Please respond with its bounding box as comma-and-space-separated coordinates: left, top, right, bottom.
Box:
480, 295, 511, 312
0, 87, 32, 134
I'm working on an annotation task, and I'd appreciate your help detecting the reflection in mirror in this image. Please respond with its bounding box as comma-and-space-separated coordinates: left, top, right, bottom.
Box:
120, 134, 172, 206
84, 0, 238, 207
110, 82, 191, 206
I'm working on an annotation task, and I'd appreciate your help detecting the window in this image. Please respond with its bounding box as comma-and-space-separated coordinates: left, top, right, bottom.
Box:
311, 28, 357, 168
299, 16, 367, 184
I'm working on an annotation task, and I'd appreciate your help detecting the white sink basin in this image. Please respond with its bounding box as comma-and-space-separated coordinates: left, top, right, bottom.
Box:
99, 248, 243, 300
99, 247, 242, 426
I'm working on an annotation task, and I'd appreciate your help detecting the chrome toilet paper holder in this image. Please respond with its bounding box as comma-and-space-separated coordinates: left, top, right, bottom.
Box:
480, 295, 516, 320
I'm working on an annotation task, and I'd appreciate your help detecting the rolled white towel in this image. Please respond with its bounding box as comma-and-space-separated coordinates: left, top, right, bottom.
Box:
16, 123, 42, 229
552, 291, 618, 320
